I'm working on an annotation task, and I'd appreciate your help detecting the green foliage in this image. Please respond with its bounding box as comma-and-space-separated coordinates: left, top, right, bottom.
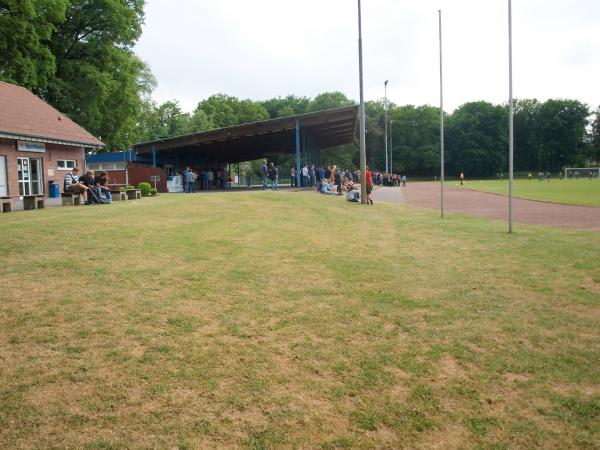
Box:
261, 95, 310, 118
0, 0, 67, 89
43, 0, 152, 151
125, 185, 135, 190
149, 188, 157, 196
308, 92, 354, 112
446, 101, 508, 177
0, 0, 152, 151
536, 99, 590, 172
195, 94, 269, 128
137, 182, 151, 197
591, 107, 600, 167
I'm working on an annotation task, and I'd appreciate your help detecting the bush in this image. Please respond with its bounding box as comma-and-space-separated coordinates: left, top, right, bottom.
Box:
138, 182, 151, 197
125, 185, 135, 190
150, 188, 158, 196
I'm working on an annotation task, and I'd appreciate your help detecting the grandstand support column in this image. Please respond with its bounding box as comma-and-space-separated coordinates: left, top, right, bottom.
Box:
302, 130, 306, 165
296, 120, 301, 187
152, 144, 157, 168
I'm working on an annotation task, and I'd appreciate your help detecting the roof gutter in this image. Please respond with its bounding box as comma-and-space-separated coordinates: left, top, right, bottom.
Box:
0, 131, 104, 149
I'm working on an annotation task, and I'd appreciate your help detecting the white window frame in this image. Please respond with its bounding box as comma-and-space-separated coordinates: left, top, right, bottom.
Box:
87, 163, 100, 171
57, 159, 77, 170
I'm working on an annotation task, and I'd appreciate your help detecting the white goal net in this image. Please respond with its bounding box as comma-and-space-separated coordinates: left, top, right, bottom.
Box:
564, 168, 600, 179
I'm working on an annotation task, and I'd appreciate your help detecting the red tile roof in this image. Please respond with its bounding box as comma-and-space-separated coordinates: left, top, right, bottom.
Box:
0, 80, 103, 147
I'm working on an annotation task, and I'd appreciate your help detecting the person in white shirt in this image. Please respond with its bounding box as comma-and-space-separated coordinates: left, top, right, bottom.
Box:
301, 165, 309, 187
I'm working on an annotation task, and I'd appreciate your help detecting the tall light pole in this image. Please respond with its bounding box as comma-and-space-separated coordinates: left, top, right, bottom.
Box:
358, 0, 367, 204
384, 80, 389, 173
508, 0, 514, 233
439, 10, 445, 219
390, 119, 393, 174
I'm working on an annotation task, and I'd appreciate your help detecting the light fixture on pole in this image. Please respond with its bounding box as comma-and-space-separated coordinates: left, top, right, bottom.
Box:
508, 0, 514, 233
390, 119, 393, 174
439, 10, 445, 219
384, 80, 389, 174
357, 0, 367, 204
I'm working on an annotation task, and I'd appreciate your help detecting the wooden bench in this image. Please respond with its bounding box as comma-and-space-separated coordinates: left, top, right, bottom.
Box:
1, 196, 13, 213
126, 189, 141, 200
23, 195, 45, 210
110, 189, 126, 201
61, 192, 81, 206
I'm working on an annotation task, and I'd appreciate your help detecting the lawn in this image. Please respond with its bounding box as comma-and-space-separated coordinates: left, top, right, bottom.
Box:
0, 192, 599, 449
456, 179, 600, 207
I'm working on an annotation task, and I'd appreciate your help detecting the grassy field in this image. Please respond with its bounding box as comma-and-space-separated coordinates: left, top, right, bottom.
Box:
455, 179, 600, 207
1, 192, 599, 449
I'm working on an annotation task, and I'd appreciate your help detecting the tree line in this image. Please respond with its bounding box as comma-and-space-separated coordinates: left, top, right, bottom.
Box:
1, 1, 598, 175
138, 93, 599, 176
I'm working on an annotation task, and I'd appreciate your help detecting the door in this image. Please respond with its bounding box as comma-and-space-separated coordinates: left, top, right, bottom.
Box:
0, 156, 7, 196
17, 157, 30, 196
17, 157, 44, 196
30, 158, 43, 195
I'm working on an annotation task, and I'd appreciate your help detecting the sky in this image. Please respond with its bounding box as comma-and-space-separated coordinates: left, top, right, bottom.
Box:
134, 0, 600, 113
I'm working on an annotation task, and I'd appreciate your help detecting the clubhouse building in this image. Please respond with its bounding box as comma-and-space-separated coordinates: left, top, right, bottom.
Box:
0, 81, 103, 199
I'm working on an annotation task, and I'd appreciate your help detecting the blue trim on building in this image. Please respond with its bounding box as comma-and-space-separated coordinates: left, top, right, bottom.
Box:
85, 150, 136, 164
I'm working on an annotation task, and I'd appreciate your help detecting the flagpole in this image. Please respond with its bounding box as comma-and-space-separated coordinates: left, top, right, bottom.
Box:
358, 0, 367, 204
439, 9, 445, 219
508, 0, 514, 233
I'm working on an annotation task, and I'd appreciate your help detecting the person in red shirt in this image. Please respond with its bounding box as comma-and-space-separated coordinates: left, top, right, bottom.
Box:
365, 166, 374, 205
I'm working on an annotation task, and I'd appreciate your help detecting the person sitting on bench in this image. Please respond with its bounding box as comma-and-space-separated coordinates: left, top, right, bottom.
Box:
80, 171, 102, 204
94, 171, 112, 204
64, 167, 90, 204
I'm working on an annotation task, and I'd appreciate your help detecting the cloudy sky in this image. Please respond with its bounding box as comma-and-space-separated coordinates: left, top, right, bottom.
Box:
134, 0, 600, 113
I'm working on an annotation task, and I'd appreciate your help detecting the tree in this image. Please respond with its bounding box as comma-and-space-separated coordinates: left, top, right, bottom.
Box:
42, 0, 151, 150
536, 99, 590, 171
0, 0, 67, 89
386, 105, 439, 176
307, 91, 354, 112
589, 107, 600, 167
513, 99, 541, 171
261, 95, 310, 119
446, 101, 508, 177
195, 94, 269, 128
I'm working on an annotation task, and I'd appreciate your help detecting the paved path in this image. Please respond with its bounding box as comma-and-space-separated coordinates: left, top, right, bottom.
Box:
372, 183, 600, 232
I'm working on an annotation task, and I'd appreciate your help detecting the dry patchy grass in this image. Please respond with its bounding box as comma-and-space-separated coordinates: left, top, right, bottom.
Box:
0, 191, 599, 449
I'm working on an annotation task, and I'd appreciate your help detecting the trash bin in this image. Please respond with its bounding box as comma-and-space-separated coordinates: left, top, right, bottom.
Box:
48, 180, 60, 198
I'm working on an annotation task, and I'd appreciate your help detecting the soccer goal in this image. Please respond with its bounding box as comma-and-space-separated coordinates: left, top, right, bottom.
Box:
564, 168, 600, 179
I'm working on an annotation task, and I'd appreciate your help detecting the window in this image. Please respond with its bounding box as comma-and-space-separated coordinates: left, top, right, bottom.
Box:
87, 164, 100, 171
57, 160, 76, 170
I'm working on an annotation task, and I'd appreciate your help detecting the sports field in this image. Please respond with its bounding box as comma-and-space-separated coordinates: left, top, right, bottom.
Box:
1, 192, 599, 448
456, 179, 600, 207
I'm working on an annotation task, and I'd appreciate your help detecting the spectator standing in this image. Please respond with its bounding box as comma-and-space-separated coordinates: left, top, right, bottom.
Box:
309, 164, 316, 187
302, 164, 309, 187
207, 169, 214, 190
268, 163, 278, 190
261, 161, 269, 190
290, 165, 296, 187
366, 166, 374, 205
334, 169, 342, 195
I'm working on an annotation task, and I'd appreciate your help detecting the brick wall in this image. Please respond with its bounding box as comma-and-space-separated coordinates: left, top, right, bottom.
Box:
0, 137, 85, 197
128, 164, 167, 192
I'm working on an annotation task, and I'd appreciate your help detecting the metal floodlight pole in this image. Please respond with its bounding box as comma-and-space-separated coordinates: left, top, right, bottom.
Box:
384, 80, 389, 173
508, 0, 514, 233
439, 10, 445, 219
358, 0, 367, 204
390, 120, 393, 174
